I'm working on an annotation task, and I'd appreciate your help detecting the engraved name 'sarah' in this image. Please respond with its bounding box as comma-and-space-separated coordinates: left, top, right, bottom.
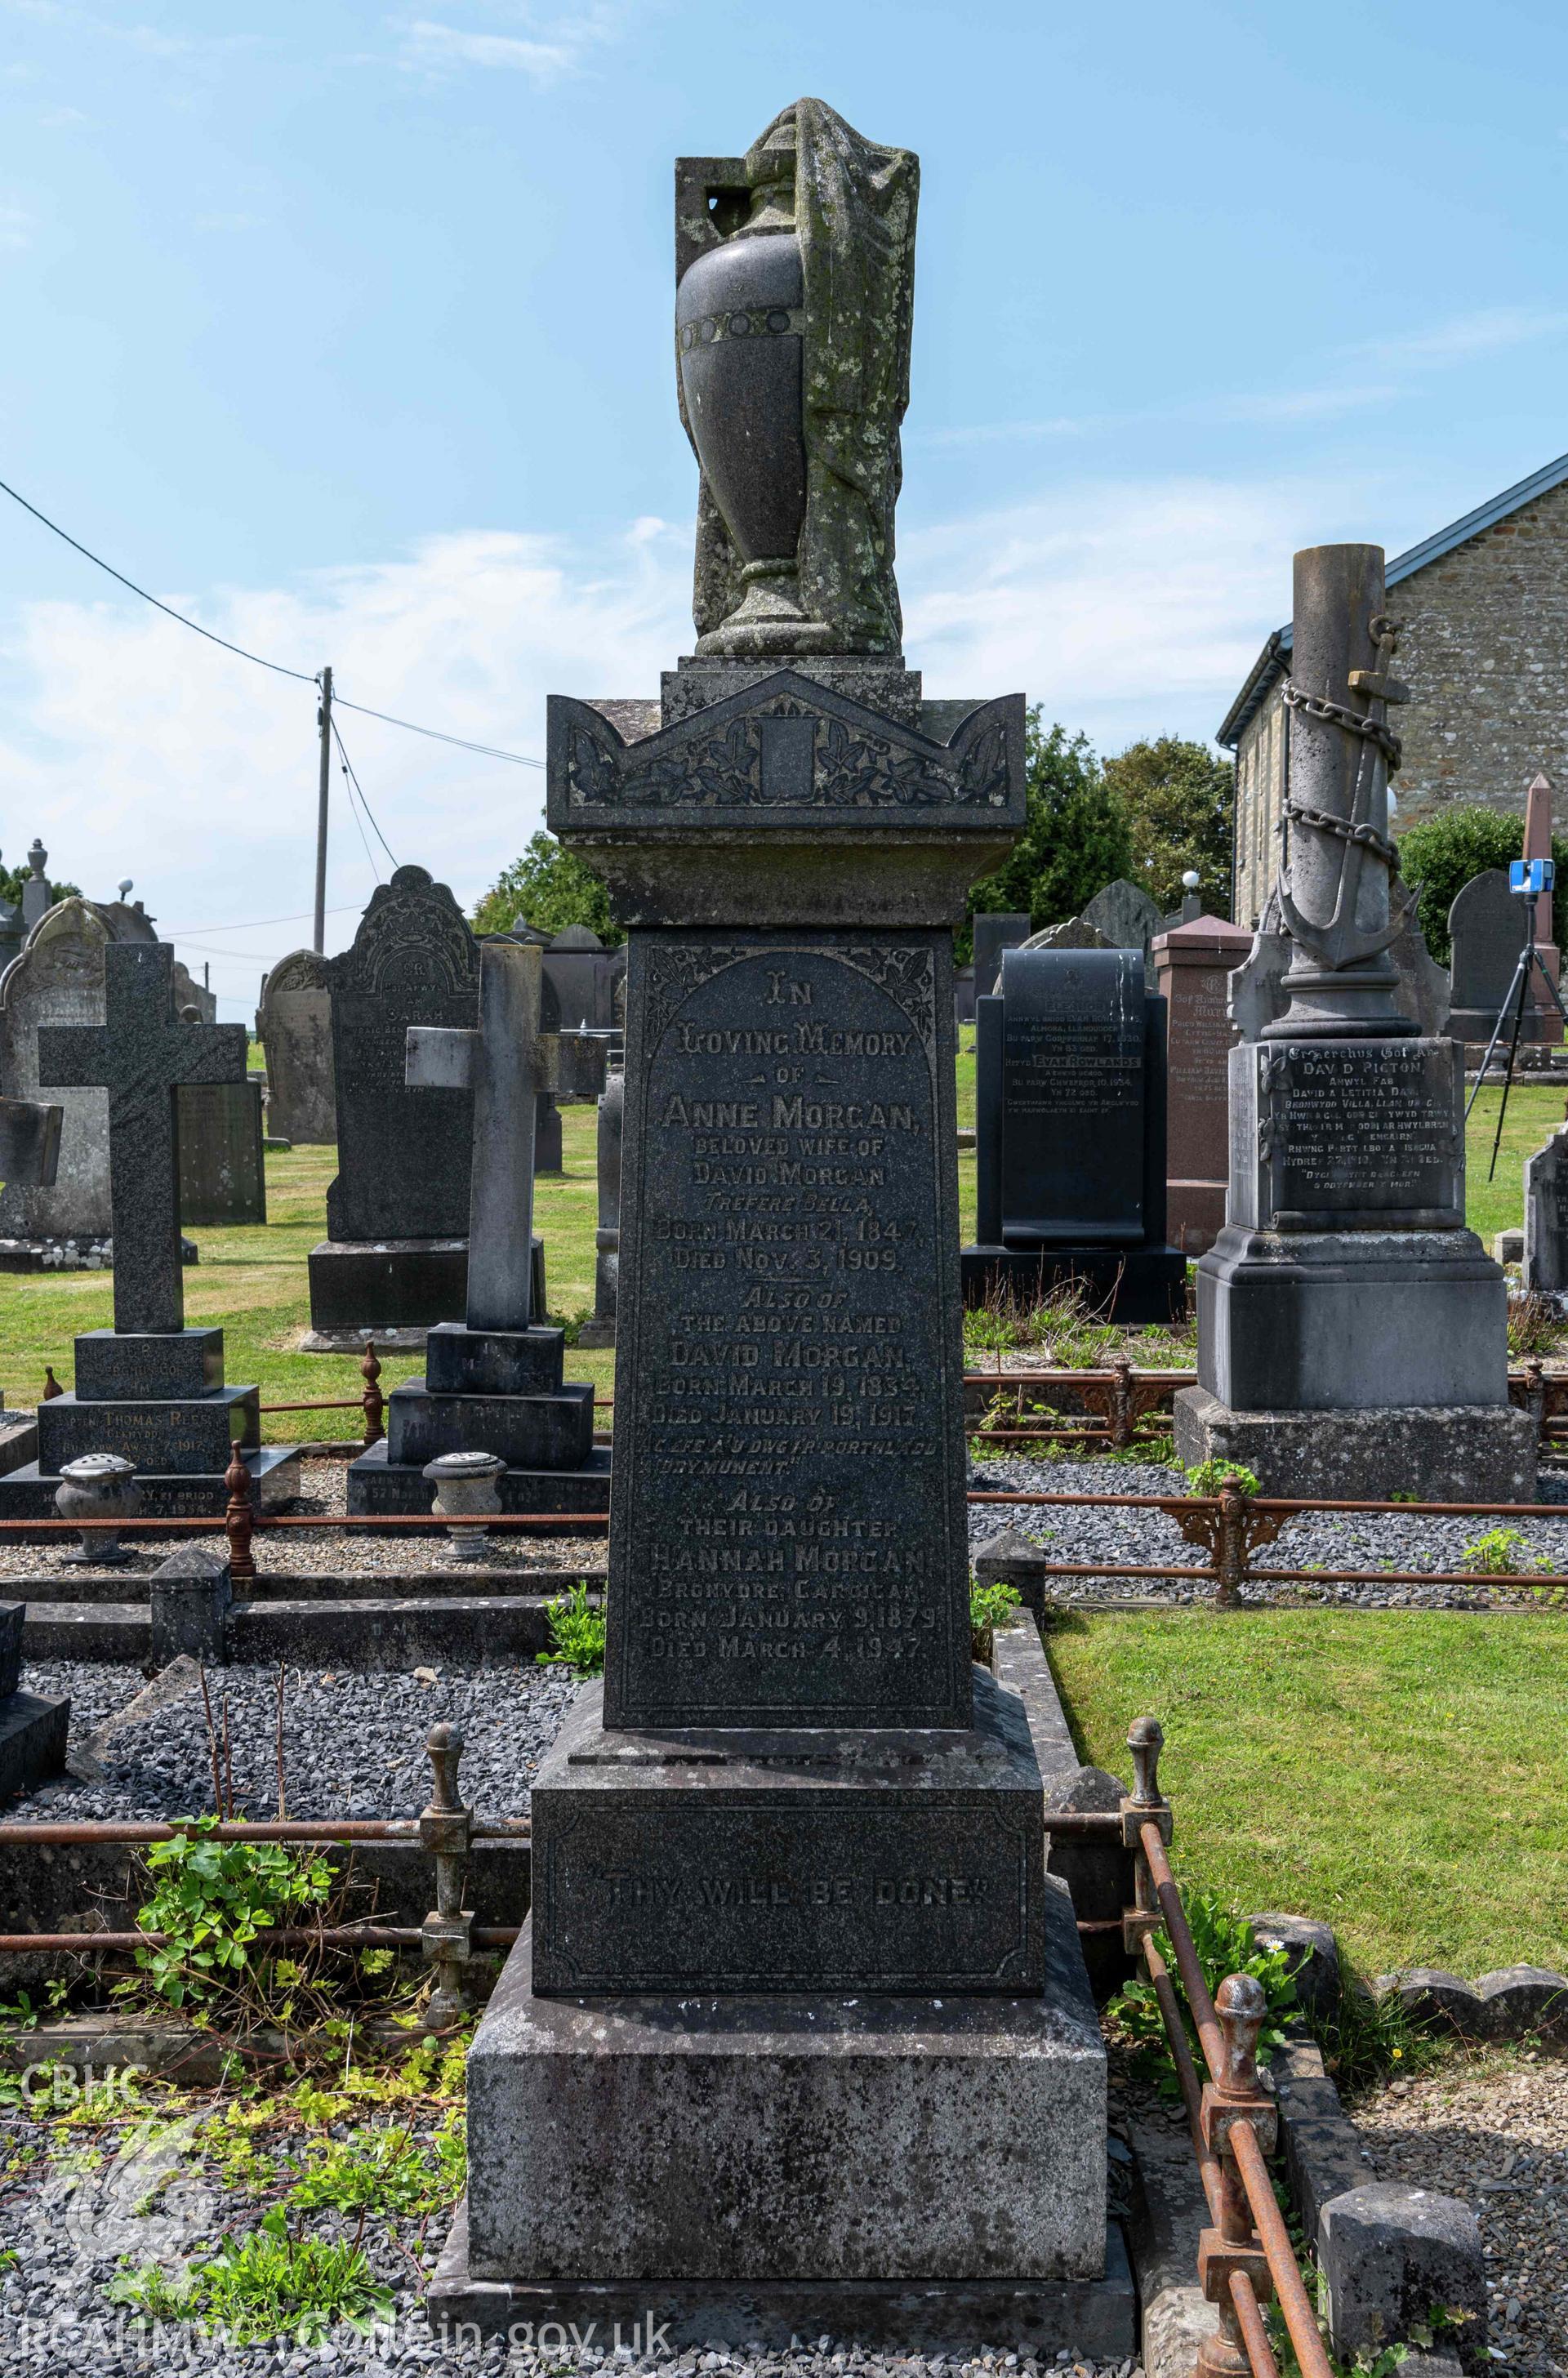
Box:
618, 937, 960, 1716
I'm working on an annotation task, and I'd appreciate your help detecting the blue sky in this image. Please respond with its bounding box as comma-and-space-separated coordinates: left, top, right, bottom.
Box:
2, 0, 1566, 1013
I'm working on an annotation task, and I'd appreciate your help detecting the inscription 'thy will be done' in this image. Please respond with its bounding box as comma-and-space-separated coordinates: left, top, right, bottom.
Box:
612, 939, 966, 1726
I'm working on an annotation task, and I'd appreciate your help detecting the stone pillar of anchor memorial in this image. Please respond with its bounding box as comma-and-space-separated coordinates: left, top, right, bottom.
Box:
1174, 544, 1534, 1498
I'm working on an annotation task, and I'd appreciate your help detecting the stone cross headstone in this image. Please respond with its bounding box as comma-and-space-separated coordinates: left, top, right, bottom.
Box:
971, 910, 1031, 995
1081, 876, 1161, 952
256, 949, 336, 1142
1523, 1124, 1568, 1291
1448, 868, 1526, 1041
1152, 912, 1254, 1253
37, 942, 248, 1334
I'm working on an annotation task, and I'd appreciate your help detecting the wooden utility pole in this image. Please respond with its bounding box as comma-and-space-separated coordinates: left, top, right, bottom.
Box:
313, 666, 333, 955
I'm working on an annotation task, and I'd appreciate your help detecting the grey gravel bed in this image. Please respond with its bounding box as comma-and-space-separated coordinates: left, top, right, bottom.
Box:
16, 1659, 581, 1823
0, 2101, 1142, 2378
0, 1457, 607, 1581
968, 1457, 1568, 1606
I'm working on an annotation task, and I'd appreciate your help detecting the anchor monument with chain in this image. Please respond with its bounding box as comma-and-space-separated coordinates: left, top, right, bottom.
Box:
1174, 543, 1533, 1500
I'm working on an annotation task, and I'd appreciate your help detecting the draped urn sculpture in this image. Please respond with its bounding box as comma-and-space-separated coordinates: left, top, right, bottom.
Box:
675, 97, 918, 658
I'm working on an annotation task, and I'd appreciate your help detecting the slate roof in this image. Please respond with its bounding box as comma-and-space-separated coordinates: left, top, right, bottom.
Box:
1216, 448, 1568, 749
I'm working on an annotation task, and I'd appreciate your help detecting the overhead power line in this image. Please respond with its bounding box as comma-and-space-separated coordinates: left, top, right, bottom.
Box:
0, 471, 546, 768
165, 906, 361, 935
332, 718, 399, 870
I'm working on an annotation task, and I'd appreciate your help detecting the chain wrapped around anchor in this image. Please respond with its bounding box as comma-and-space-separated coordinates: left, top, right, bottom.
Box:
1278, 611, 1415, 973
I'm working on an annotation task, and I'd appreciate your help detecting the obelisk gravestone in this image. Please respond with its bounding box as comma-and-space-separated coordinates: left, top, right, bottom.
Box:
1174, 547, 1531, 1496
452, 98, 1109, 2338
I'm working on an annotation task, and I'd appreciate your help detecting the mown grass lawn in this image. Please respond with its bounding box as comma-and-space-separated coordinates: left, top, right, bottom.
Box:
1047, 1607, 1568, 1979
1, 1065, 1558, 1440
0, 1104, 610, 1441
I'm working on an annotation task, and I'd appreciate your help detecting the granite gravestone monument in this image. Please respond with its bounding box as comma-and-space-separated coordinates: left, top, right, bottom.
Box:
962, 946, 1186, 1320
1523, 1124, 1568, 1291
1081, 877, 1161, 953
577, 1065, 622, 1348
0, 943, 299, 1519
445, 99, 1113, 2343
1152, 911, 1253, 1253
0, 1598, 69, 1805
306, 867, 480, 1344
1174, 547, 1530, 1498
349, 939, 610, 1517
1448, 869, 1530, 1044
972, 910, 1031, 995
256, 949, 336, 1143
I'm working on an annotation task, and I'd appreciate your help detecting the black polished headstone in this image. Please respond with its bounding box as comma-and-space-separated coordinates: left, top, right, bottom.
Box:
1230, 1039, 1463, 1232
998, 947, 1147, 1244
972, 911, 1031, 998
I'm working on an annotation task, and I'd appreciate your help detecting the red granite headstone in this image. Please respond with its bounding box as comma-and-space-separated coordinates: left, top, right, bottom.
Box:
1152, 913, 1254, 1254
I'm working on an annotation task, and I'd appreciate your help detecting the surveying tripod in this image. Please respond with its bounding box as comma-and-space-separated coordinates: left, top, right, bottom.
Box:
1463, 859, 1568, 1180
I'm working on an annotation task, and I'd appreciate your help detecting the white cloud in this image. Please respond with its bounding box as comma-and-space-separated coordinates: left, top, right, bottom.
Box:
0, 204, 33, 250
1358, 305, 1568, 371
38, 103, 87, 124
397, 7, 620, 84
0, 523, 693, 1010
1, 472, 1370, 1013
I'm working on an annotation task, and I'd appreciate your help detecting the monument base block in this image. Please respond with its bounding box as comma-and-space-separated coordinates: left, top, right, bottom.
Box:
0, 1691, 69, 1804
1173, 1387, 1536, 1502
430, 2202, 1136, 2356
346, 1438, 610, 1517
960, 1241, 1187, 1323
0, 1445, 301, 1521
465, 1885, 1105, 2287
530, 1671, 1045, 1996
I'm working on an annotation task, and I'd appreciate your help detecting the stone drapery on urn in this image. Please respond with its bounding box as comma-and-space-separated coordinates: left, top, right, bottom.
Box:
675, 97, 918, 659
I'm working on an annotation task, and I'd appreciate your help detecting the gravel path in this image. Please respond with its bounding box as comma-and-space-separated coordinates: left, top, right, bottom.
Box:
15, 1659, 581, 1822
1350, 2053, 1568, 2376
0, 1458, 608, 1582
968, 1457, 1568, 1606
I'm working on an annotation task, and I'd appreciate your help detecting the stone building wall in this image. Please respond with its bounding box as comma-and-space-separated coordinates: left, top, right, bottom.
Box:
1232, 679, 1287, 931
1230, 475, 1568, 927
1392, 475, 1568, 826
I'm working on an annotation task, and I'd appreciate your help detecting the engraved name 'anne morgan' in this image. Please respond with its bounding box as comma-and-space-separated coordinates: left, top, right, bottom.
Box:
622, 941, 956, 1708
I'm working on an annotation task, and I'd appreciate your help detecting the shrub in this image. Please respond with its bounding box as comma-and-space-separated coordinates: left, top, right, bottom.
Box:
1397, 806, 1568, 964
133, 1822, 333, 2012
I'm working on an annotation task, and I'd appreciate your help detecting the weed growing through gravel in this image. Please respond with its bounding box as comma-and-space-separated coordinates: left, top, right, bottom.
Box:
1459, 1525, 1550, 1578
537, 1578, 606, 1675
969, 1576, 1022, 1663
287, 2113, 464, 2217
1507, 1289, 1565, 1357
1184, 1458, 1262, 1498
106, 2206, 394, 2345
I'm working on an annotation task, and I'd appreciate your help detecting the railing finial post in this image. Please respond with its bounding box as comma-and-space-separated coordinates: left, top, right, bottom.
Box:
419, 1720, 474, 2029
361, 1340, 385, 1448
224, 1446, 256, 1587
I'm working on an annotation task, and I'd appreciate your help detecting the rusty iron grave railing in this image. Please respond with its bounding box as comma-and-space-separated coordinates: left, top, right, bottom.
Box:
2, 1454, 1566, 1603
969, 1476, 1568, 1604
1120, 1718, 1331, 2378
962, 1352, 1568, 1454
0, 1707, 1325, 2371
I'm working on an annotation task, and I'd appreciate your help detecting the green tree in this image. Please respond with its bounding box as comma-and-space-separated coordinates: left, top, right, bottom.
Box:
0, 862, 80, 911
961, 714, 1133, 960
1101, 734, 1234, 918
470, 831, 621, 945
1397, 807, 1568, 965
